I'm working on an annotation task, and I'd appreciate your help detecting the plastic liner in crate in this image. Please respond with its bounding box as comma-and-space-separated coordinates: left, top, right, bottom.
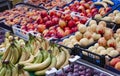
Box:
74, 44, 106, 67
15, 2, 47, 10
88, 18, 116, 31
104, 55, 120, 75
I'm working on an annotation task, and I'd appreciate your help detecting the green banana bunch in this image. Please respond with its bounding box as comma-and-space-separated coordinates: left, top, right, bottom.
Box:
24, 52, 51, 71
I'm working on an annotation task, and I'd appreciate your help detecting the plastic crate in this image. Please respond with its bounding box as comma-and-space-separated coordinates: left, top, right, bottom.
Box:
74, 44, 106, 67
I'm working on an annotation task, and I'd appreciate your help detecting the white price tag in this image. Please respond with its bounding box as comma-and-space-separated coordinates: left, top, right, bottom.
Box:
46, 68, 57, 76
69, 55, 80, 63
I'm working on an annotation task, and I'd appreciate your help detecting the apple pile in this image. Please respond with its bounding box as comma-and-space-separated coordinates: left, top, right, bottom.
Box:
0, 6, 30, 25
61, 20, 114, 48
33, 10, 89, 39
58, 0, 112, 18
109, 57, 120, 71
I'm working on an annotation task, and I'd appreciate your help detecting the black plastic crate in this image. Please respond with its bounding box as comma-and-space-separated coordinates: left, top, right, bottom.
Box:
74, 44, 106, 67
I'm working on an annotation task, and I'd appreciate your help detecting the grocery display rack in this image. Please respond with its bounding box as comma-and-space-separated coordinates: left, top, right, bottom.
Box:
0, 0, 120, 76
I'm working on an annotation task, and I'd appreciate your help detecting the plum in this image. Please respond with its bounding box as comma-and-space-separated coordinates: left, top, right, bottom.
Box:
67, 72, 73, 76
79, 70, 85, 75
73, 72, 79, 76
100, 73, 107, 76
79, 65, 86, 71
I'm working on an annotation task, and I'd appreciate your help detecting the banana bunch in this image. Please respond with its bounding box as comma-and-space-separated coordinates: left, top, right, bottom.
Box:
22, 45, 70, 76
94, 0, 114, 8
2, 42, 20, 64
0, 61, 30, 76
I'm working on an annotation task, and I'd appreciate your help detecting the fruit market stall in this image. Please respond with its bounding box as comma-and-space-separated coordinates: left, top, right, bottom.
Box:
0, 0, 120, 76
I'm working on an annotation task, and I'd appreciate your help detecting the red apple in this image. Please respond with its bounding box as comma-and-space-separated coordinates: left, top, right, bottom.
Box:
64, 27, 70, 30
68, 20, 76, 28
48, 29, 57, 37
87, 13, 92, 17
56, 12, 62, 18
64, 14, 72, 21
45, 20, 53, 28
71, 26, 78, 33
91, 8, 98, 14
73, 16, 79, 22
88, 1, 93, 5
78, 6, 85, 12
80, 17, 87, 24
49, 10, 56, 17
43, 16, 49, 23
27, 23, 35, 30
56, 27, 65, 38
65, 29, 71, 36
59, 19, 67, 28
37, 24, 46, 33
40, 10, 48, 18
115, 62, 120, 71
110, 58, 120, 67
37, 18, 43, 24
86, 9, 91, 13
52, 17, 59, 25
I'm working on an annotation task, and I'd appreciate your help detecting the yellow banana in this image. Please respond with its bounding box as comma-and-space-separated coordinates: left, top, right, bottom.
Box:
103, 0, 114, 5
9, 63, 19, 76
19, 47, 29, 62
19, 54, 34, 64
33, 51, 43, 63
0, 66, 6, 76
35, 56, 57, 76
24, 53, 51, 71
2, 45, 11, 60
5, 48, 12, 61
60, 48, 70, 69
12, 46, 19, 64
5, 65, 12, 76
56, 50, 66, 69
94, 2, 108, 8
42, 51, 48, 61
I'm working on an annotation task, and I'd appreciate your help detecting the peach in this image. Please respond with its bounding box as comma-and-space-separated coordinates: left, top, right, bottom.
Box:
115, 62, 120, 70
110, 58, 120, 67
98, 37, 107, 47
